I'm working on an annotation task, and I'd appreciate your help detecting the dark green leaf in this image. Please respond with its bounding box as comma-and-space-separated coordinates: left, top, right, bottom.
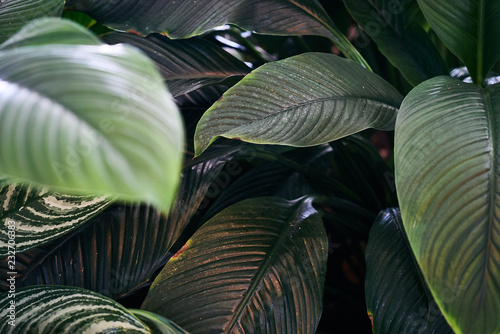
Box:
0, 0, 64, 43
194, 53, 403, 156
365, 208, 453, 334
0, 155, 230, 298
417, 0, 500, 85
0, 286, 150, 333
0, 182, 112, 257
395, 76, 500, 333
344, 0, 447, 86
330, 135, 398, 212
65, 0, 369, 68
0, 18, 184, 211
102, 32, 249, 97
142, 196, 328, 333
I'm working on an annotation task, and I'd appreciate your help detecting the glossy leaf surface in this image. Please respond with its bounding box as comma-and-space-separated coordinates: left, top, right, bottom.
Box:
194, 53, 402, 156
395, 76, 500, 333
142, 196, 328, 333
65, 0, 368, 67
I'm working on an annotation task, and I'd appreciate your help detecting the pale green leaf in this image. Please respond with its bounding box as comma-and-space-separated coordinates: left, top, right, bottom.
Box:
395, 76, 500, 334
0, 18, 184, 212
194, 53, 403, 156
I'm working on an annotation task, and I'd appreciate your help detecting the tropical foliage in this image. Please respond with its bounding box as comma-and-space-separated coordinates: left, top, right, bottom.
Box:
0, 0, 499, 333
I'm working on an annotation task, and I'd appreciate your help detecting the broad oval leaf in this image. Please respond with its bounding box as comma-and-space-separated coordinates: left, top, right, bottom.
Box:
141, 196, 328, 334
0, 153, 232, 298
0, 18, 184, 212
365, 208, 453, 334
102, 32, 249, 97
0, 0, 64, 43
0, 182, 112, 257
395, 76, 500, 334
65, 0, 369, 68
417, 0, 500, 85
0, 285, 150, 333
194, 53, 403, 156
344, 0, 447, 86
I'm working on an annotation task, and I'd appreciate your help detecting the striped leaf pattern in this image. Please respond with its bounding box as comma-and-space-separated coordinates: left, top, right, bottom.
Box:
0, 19, 184, 212
0, 153, 234, 298
0, 0, 64, 43
102, 32, 249, 97
0, 183, 112, 257
395, 76, 500, 334
0, 286, 150, 333
194, 53, 403, 156
65, 0, 368, 67
142, 196, 328, 334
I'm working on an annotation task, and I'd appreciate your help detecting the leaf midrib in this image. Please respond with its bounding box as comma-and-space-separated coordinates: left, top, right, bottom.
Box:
479, 87, 495, 299
222, 96, 398, 132
224, 198, 313, 333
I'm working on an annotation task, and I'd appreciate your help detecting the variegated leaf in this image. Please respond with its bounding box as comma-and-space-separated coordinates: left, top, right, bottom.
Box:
0, 285, 150, 333
0, 183, 113, 257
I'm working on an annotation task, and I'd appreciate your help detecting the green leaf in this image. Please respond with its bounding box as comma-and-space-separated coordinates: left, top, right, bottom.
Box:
194, 53, 403, 156
365, 208, 453, 334
102, 32, 249, 97
395, 76, 500, 334
130, 310, 190, 334
65, 0, 369, 69
142, 196, 328, 333
344, 0, 447, 86
0, 285, 150, 333
0, 17, 101, 50
417, 0, 500, 85
0, 0, 64, 43
0, 182, 113, 257
0, 155, 230, 298
0, 18, 184, 212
